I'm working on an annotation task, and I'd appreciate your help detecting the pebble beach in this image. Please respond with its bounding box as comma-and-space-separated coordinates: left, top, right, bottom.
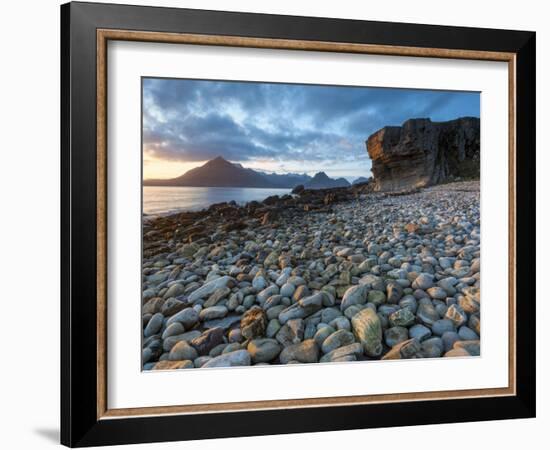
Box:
142, 181, 481, 370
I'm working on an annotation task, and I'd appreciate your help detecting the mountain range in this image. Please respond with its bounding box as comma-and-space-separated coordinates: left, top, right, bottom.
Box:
304, 172, 350, 189
143, 157, 351, 190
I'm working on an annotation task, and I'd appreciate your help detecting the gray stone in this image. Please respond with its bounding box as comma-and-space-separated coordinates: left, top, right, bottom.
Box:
330, 316, 351, 331
161, 322, 184, 340
399, 295, 418, 313
257, 285, 279, 304
416, 302, 440, 326
144, 312, 163, 337
431, 319, 456, 336
162, 330, 202, 352
188, 276, 235, 303
163, 283, 185, 299
203, 287, 231, 308
384, 326, 409, 347
314, 326, 336, 347
247, 339, 281, 363
222, 343, 243, 354
458, 326, 479, 340
169, 341, 198, 361
166, 307, 199, 329
201, 350, 252, 368
409, 324, 431, 342
321, 308, 342, 324
266, 319, 281, 338
420, 337, 444, 357
426, 287, 448, 300
441, 331, 461, 352
437, 277, 458, 295
199, 305, 228, 321
203, 315, 241, 330
412, 273, 434, 290
280, 282, 296, 298
193, 356, 212, 368
340, 285, 368, 311
321, 329, 355, 354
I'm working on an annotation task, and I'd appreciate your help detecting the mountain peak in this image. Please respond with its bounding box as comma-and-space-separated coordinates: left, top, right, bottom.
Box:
205, 156, 232, 167
311, 171, 329, 179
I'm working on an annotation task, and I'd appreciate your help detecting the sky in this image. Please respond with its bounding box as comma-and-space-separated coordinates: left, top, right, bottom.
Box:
142, 78, 480, 181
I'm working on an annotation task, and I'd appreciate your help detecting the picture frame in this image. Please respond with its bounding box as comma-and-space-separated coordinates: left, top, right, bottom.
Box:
60, 1, 536, 447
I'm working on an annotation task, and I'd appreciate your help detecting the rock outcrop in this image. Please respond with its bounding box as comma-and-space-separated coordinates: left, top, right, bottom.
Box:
366, 117, 480, 192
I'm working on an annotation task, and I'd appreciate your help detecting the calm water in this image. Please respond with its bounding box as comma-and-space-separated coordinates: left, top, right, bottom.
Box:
143, 186, 291, 215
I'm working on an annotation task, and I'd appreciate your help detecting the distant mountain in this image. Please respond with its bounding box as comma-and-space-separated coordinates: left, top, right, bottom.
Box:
261, 172, 312, 188
143, 156, 311, 189
304, 172, 351, 190
352, 176, 371, 185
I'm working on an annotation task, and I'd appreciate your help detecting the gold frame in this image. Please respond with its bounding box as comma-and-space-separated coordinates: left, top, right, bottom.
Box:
96, 29, 516, 420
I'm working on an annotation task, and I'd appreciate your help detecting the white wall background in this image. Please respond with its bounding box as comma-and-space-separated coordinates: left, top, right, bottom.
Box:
0, 0, 546, 449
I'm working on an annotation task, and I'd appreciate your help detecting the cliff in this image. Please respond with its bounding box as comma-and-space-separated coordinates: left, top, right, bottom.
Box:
366, 117, 480, 192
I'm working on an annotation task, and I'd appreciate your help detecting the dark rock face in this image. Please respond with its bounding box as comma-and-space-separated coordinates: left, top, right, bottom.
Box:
366, 117, 480, 192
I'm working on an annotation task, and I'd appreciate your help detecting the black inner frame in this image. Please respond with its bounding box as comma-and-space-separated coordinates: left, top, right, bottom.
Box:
61, 2, 536, 447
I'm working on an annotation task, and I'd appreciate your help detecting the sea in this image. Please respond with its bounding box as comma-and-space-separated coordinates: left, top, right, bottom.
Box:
143, 186, 291, 216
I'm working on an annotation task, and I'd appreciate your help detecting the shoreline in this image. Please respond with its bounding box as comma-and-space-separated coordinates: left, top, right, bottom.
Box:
142, 181, 481, 370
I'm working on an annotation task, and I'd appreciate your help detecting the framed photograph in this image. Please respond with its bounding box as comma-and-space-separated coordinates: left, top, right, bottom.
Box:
61, 1, 536, 447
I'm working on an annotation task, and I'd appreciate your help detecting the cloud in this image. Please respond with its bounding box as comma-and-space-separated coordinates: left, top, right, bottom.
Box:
142, 78, 479, 173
